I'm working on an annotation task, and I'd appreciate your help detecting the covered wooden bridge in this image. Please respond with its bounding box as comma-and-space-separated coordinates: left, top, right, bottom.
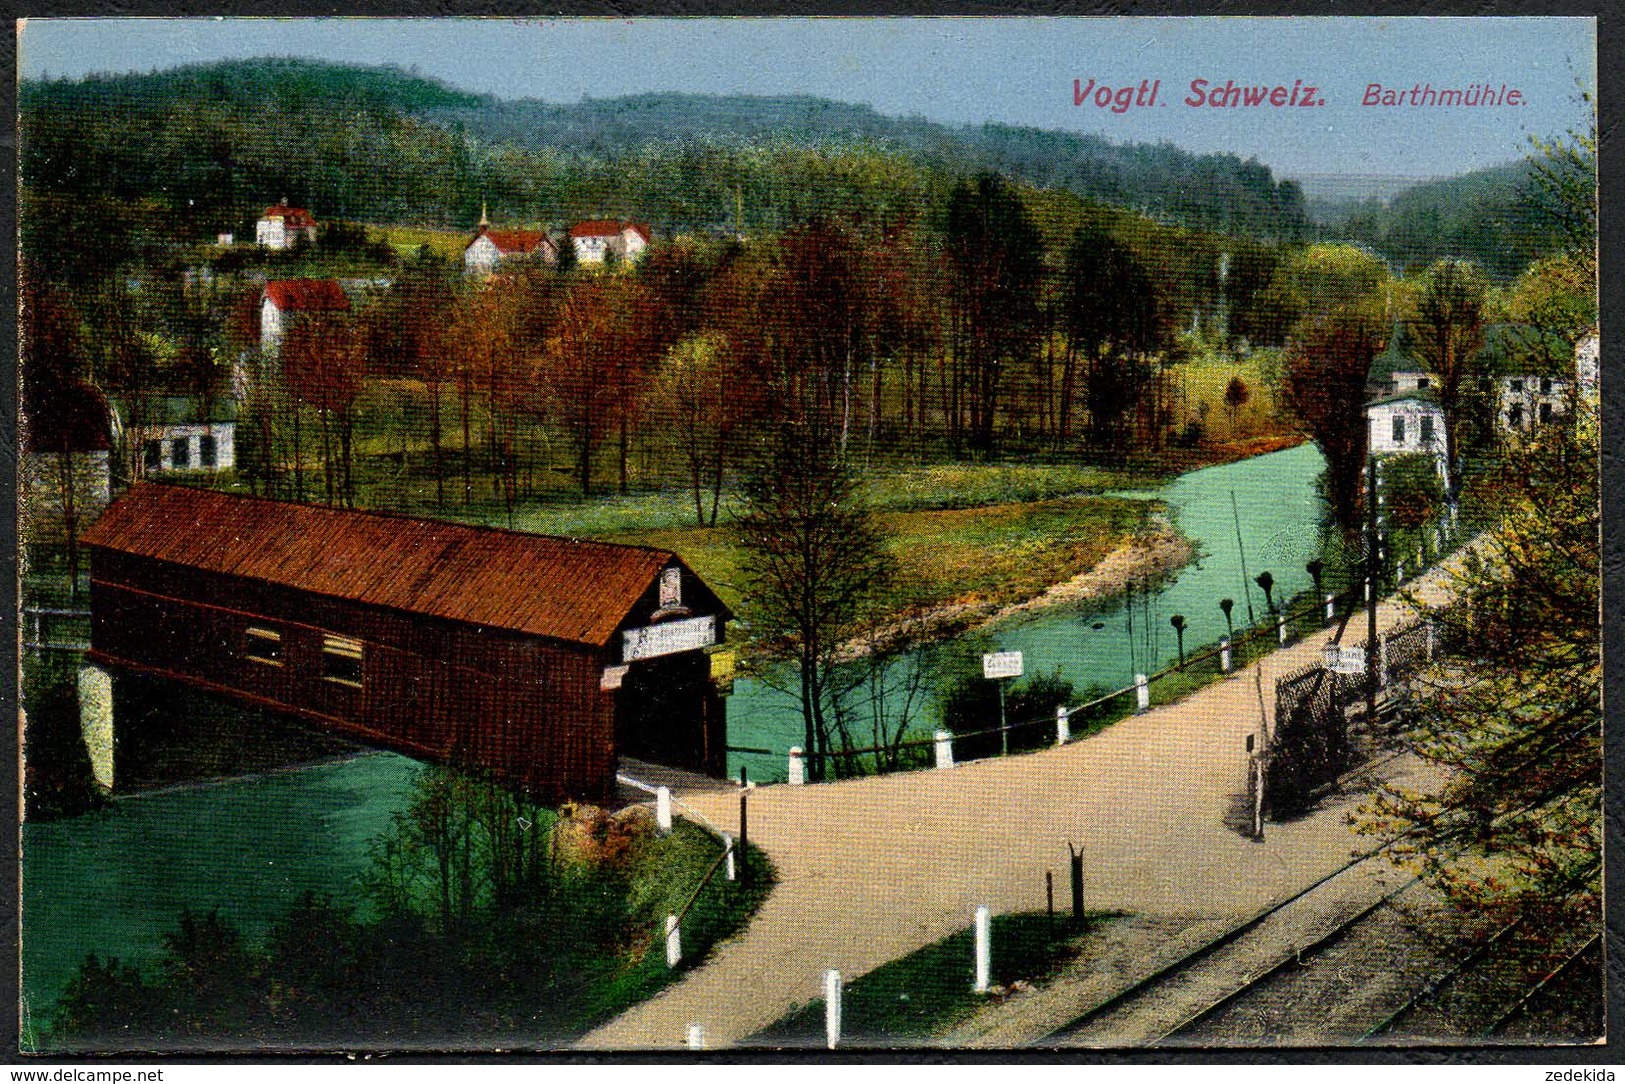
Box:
78, 484, 731, 801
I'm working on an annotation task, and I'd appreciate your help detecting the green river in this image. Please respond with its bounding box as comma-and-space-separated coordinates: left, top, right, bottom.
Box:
21, 441, 1330, 1041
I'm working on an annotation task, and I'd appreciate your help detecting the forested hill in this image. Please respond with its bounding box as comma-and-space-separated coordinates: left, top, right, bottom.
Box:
437, 91, 1311, 239
1311, 160, 1557, 280
21, 58, 1309, 243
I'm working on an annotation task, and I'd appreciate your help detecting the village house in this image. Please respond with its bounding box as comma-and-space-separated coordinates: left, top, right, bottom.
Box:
22, 378, 115, 530
255, 199, 319, 250
1575, 331, 1599, 400
259, 278, 350, 356
111, 396, 238, 478
1365, 388, 1446, 459
1497, 372, 1568, 432
464, 211, 558, 276
79, 486, 732, 799
570, 220, 651, 265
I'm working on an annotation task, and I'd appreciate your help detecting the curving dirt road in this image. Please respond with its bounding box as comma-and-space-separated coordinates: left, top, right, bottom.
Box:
580, 569, 1456, 1050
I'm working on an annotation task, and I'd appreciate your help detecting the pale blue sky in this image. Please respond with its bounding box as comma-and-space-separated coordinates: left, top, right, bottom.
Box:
18, 16, 1596, 180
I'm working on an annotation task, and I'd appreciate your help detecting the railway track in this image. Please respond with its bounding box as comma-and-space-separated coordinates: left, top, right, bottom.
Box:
1043, 844, 1420, 1047
1041, 851, 1599, 1048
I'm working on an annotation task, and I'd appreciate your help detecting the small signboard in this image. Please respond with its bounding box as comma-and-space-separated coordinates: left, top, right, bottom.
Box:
623, 614, 718, 661
1323, 644, 1367, 675
709, 651, 736, 683
982, 650, 1024, 680
600, 665, 629, 690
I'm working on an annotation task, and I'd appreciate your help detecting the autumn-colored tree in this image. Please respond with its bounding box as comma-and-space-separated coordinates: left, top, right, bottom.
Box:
543, 277, 659, 498
283, 314, 364, 507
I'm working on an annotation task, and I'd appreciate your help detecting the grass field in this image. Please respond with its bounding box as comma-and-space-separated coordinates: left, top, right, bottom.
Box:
751, 910, 1117, 1045
370, 223, 471, 259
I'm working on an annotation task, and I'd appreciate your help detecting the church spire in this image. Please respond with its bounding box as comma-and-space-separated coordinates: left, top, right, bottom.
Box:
479, 201, 489, 228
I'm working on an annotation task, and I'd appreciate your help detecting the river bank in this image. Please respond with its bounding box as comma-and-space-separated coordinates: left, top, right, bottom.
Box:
844, 513, 1196, 660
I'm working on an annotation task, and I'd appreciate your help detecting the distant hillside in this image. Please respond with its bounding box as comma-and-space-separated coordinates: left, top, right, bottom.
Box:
21, 58, 1311, 246
1311, 160, 1556, 280
437, 91, 1311, 240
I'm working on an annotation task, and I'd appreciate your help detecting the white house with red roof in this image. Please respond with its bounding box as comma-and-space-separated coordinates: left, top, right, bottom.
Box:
569, 220, 651, 265
255, 199, 319, 250
260, 278, 351, 355
464, 208, 558, 276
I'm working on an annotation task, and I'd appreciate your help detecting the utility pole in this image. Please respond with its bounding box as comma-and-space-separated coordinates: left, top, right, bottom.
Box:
1366, 454, 1380, 725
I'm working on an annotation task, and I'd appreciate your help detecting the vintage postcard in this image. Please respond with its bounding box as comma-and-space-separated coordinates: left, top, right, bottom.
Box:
15, 16, 1601, 1055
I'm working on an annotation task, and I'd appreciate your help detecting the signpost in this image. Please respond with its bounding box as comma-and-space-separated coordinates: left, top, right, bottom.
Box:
1322, 644, 1367, 675
983, 651, 1023, 756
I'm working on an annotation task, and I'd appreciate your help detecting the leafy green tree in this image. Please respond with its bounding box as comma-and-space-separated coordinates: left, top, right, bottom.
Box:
1358, 404, 1599, 956
1410, 258, 1489, 503
1059, 221, 1162, 447
1283, 310, 1385, 527
733, 417, 894, 780
944, 173, 1044, 452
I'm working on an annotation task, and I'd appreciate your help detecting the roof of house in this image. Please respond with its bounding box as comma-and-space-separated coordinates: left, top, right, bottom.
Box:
80, 484, 718, 646
570, 219, 650, 241
24, 379, 113, 454
1367, 322, 1418, 385
1478, 323, 1574, 378
111, 395, 240, 427
262, 279, 351, 313
260, 205, 317, 229
468, 228, 552, 255
1366, 388, 1442, 410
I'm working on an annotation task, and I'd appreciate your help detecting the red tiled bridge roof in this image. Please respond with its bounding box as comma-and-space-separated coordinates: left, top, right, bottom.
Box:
82, 484, 700, 646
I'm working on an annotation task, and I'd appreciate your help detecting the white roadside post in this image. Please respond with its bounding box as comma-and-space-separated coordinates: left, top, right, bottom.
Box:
934, 729, 955, 770
787, 747, 806, 786
1379, 636, 1391, 688
1276, 614, 1288, 645
1135, 673, 1150, 712
1055, 705, 1070, 746
686, 1023, 705, 1050
1325, 593, 1336, 622
666, 914, 682, 968
1220, 637, 1232, 674
656, 786, 673, 834
723, 832, 736, 882
973, 905, 992, 993
824, 969, 843, 1050
1426, 621, 1437, 661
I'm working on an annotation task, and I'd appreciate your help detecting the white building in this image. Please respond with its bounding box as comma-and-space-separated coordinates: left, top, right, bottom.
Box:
1497, 373, 1569, 432
1575, 332, 1599, 400
464, 223, 556, 276
22, 380, 114, 525
260, 278, 351, 356
113, 397, 238, 476
569, 220, 651, 265
1366, 390, 1446, 456
255, 199, 318, 250
1389, 370, 1434, 394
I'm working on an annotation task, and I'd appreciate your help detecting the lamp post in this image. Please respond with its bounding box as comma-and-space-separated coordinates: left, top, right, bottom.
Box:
1219, 598, 1235, 642
1170, 614, 1186, 669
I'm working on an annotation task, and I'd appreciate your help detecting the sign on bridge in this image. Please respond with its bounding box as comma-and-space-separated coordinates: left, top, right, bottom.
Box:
623, 615, 718, 661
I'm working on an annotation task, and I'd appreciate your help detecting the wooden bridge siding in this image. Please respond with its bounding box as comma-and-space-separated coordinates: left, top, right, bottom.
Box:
86, 559, 620, 802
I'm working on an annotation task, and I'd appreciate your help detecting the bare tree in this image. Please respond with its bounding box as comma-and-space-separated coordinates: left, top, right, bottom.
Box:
733, 416, 894, 781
